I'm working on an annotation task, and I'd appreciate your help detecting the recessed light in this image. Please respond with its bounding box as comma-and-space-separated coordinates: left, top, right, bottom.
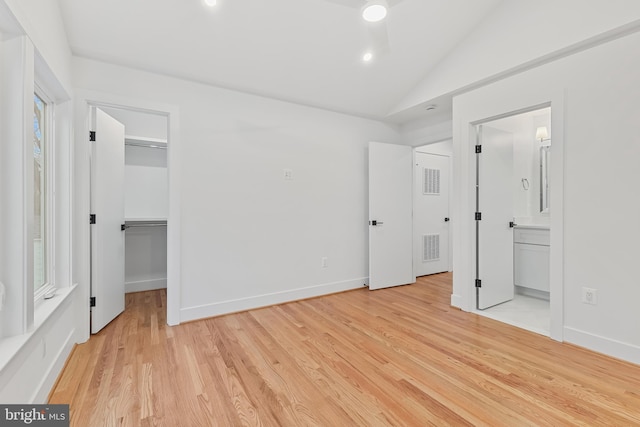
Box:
362, 1, 388, 23
204, 0, 217, 7
363, 52, 373, 62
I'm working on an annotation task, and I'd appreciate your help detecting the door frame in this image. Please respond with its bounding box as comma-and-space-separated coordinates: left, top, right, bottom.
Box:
452, 92, 565, 342
75, 90, 181, 342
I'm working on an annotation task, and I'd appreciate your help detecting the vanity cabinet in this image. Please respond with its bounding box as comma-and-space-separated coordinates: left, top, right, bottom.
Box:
514, 227, 550, 292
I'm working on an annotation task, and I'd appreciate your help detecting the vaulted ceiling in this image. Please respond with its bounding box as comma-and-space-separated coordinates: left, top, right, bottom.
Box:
58, 0, 502, 121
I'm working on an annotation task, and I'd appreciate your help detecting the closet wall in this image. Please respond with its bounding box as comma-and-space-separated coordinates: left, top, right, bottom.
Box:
101, 107, 168, 293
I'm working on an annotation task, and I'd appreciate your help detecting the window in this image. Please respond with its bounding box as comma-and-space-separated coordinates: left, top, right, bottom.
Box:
33, 93, 48, 292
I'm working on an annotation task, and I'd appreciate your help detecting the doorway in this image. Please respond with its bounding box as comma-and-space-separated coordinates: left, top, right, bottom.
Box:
414, 143, 452, 278
474, 107, 551, 336
88, 103, 170, 333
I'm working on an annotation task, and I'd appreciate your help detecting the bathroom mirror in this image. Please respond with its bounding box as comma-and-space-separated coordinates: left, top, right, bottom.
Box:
540, 145, 550, 213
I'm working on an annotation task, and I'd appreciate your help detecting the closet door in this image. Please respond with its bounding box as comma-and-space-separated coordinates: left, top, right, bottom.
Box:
91, 108, 125, 333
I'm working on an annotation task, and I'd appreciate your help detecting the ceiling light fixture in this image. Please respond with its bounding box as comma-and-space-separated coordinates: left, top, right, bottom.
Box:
204, 0, 217, 7
362, 0, 388, 23
362, 52, 373, 62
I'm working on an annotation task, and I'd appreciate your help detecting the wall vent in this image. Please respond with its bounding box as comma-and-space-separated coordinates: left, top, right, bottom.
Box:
423, 168, 441, 195
423, 234, 440, 262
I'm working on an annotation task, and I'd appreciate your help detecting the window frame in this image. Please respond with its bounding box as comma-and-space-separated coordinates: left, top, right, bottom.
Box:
33, 83, 56, 303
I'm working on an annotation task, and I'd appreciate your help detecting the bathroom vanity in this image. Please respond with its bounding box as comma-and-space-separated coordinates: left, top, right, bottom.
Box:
514, 225, 550, 296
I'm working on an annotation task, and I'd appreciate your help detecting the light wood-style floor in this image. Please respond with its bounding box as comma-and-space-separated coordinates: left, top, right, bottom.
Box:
50, 273, 640, 426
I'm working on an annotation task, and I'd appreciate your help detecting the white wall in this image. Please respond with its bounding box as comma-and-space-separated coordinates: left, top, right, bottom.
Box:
4, 0, 72, 94
100, 107, 168, 141
392, 0, 640, 116
124, 145, 168, 219
485, 109, 551, 225
452, 30, 640, 363
124, 145, 168, 292
415, 140, 453, 157
400, 116, 452, 146
72, 57, 401, 322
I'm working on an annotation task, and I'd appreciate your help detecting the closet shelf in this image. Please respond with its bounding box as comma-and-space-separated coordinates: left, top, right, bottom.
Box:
125, 135, 167, 149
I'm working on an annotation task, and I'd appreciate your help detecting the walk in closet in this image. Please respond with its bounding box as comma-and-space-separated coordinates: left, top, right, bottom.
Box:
102, 107, 168, 293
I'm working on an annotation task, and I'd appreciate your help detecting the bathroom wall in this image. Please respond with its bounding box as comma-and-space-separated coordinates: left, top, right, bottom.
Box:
487, 109, 550, 225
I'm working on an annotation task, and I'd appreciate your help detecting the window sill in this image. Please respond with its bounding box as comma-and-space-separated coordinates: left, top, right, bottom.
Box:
0, 284, 78, 373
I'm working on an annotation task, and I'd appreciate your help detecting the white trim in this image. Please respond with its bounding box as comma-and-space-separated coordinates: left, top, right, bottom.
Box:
31, 327, 75, 403
33, 87, 55, 299
74, 89, 181, 341
0, 284, 76, 373
125, 278, 167, 293
450, 293, 463, 308
564, 327, 640, 366
180, 278, 367, 323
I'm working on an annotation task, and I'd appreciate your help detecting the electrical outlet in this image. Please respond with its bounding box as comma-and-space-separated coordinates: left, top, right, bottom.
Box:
283, 169, 293, 180
582, 287, 597, 305
321, 257, 328, 268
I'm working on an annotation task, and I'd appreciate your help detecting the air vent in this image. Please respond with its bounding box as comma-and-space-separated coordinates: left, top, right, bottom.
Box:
423, 234, 440, 262
423, 168, 440, 195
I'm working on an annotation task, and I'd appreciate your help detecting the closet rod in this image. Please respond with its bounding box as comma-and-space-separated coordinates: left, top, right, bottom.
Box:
125, 141, 167, 149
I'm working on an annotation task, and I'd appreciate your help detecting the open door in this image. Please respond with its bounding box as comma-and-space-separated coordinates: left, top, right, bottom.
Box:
91, 108, 125, 333
414, 152, 450, 277
477, 125, 514, 309
368, 141, 414, 290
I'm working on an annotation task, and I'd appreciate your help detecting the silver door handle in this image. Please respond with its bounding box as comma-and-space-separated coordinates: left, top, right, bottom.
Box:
369, 220, 384, 226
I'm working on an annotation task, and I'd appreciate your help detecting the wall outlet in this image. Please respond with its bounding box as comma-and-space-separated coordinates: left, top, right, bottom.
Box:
582, 287, 597, 305
283, 169, 293, 180
321, 257, 328, 268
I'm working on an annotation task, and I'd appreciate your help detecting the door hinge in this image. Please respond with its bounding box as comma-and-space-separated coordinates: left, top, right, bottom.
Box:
475, 279, 482, 288
509, 221, 515, 228
89, 131, 96, 142
90, 297, 96, 307
475, 144, 482, 153
475, 212, 482, 221
90, 214, 96, 224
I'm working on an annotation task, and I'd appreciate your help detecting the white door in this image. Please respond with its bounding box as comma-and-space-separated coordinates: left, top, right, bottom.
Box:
369, 141, 414, 290
414, 152, 450, 277
91, 108, 125, 333
477, 125, 514, 309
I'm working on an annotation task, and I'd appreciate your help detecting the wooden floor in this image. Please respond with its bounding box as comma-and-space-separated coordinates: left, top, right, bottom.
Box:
50, 273, 640, 426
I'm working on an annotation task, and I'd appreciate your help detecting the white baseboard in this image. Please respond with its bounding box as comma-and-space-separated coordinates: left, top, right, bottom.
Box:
451, 293, 463, 309
180, 277, 368, 323
564, 326, 640, 365
125, 278, 167, 293
32, 328, 76, 403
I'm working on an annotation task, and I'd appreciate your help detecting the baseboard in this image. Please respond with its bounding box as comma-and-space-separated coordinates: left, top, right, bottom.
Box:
125, 278, 167, 293
180, 277, 367, 323
33, 328, 76, 403
564, 326, 640, 365
515, 286, 550, 301
451, 293, 463, 309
